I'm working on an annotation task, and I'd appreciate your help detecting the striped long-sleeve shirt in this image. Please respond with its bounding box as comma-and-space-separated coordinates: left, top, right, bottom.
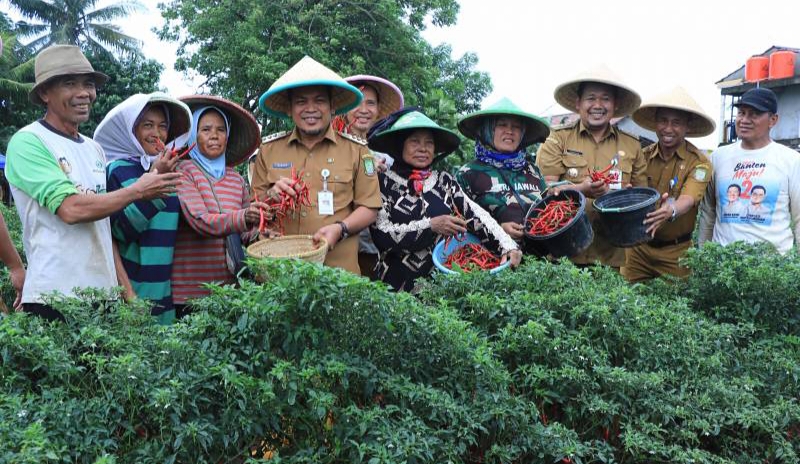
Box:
173, 160, 255, 304
107, 160, 180, 321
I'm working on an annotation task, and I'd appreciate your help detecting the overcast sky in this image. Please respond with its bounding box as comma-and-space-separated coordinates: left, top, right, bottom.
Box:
9, 0, 800, 149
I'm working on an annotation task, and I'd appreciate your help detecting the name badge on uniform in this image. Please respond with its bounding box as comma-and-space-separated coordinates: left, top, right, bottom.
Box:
318, 168, 334, 215
608, 168, 622, 190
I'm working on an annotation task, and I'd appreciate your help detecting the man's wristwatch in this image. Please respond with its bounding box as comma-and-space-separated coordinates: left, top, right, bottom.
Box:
336, 221, 350, 240
668, 204, 678, 222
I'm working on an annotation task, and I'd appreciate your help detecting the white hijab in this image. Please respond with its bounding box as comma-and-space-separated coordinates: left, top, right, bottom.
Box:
94, 92, 192, 170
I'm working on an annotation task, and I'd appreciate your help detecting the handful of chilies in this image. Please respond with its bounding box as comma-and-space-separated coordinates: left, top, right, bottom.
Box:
253, 167, 312, 235
525, 197, 578, 236
154, 139, 196, 161
588, 153, 621, 185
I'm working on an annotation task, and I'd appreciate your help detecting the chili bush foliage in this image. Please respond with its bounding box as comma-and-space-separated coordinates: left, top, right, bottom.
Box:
1, 240, 799, 463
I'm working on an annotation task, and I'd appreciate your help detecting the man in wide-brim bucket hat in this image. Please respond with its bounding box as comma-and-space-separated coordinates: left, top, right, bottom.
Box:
28, 44, 109, 106
455, 98, 551, 245
5, 45, 180, 322
535, 64, 648, 269
251, 56, 382, 275
622, 86, 714, 283
367, 109, 521, 292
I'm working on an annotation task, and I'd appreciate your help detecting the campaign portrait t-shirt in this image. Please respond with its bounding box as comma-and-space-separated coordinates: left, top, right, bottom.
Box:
710, 140, 800, 253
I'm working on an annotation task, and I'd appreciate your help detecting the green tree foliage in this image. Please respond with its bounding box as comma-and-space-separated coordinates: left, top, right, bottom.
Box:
81, 50, 165, 136
0, 16, 36, 154
7, 0, 144, 58
157, 0, 492, 131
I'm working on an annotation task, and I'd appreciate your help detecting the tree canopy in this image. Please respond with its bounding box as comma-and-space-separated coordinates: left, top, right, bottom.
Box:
7, 0, 144, 58
157, 0, 492, 131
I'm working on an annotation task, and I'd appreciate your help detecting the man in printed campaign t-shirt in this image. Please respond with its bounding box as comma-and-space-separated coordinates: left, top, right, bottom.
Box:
698, 88, 800, 253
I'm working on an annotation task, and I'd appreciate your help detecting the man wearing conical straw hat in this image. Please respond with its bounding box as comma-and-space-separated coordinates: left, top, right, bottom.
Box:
621, 87, 714, 282
251, 56, 382, 273
536, 65, 648, 268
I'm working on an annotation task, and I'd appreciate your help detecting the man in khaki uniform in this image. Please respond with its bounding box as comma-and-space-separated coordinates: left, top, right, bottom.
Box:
536, 65, 647, 267
251, 56, 381, 273
622, 87, 714, 282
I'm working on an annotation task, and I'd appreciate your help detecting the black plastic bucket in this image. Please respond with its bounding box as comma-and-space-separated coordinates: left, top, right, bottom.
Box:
523, 190, 593, 258
592, 187, 660, 248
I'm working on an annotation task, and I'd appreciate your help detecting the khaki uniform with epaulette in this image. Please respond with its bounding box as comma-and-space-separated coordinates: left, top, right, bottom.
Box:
536, 119, 648, 266
623, 86, 717, 282
251, 126, 381, 273
621, 141, 710, 282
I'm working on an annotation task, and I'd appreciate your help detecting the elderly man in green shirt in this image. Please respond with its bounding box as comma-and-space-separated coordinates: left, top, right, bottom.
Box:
5, 45, 179, 322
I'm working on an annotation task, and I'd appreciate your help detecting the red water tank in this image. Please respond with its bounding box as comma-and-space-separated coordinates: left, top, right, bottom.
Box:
745, 56, 769, 82
769, 50, 796, 80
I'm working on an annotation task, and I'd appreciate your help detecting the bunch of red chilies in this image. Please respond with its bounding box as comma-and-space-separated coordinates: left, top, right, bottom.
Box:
254, 167, 312, 235
154, 139, 197, 160
526, 198, 578, 236
588, 161, 616, 184
443, 243, 501, 272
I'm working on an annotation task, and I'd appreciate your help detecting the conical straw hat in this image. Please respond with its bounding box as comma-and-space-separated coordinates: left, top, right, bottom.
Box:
345, 75, 404, 121
458, 97, 550, 148
368, 111, 460, 159
554, 64, 641, 118
632, 86, 716, 137
258, 56, 362, 119
180, 95, 261, 167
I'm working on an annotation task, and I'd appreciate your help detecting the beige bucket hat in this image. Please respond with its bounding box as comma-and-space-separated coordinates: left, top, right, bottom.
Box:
258, 56, 362, 119
29, 44, 109, 106
554, 64, 641, 118
632, 86, 716, 137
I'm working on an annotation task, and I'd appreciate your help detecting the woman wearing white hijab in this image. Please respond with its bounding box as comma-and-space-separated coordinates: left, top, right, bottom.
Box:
94, 92, 192, 325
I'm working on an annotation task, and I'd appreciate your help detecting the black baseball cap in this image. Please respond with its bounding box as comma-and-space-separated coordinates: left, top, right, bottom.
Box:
733, 88, 778, 113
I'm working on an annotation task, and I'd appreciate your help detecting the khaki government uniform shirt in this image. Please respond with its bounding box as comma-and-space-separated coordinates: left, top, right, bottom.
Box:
642, 141, 711, 242
536, 120, 647, 267
622, 141, 711, 282
251, 126, 381, 273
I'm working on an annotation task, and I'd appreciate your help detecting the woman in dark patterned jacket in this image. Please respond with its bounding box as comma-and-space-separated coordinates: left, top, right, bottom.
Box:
368, 110, 522, 292
455, 98, 551, 244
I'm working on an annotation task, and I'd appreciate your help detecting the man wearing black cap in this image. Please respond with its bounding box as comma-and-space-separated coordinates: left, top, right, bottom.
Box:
698, 88, 800, 253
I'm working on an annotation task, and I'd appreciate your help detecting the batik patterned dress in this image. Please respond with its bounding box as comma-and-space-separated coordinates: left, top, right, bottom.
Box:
371, 169, 518, 292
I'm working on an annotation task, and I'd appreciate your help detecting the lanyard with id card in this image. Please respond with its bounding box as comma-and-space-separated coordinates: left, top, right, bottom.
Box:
318, 168, 334, 215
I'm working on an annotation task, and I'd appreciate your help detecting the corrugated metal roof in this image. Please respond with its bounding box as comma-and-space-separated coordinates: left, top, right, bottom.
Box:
716, 45, 800, 85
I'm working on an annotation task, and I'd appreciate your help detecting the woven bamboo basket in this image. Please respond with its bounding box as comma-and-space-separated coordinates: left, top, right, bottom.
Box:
246, 235, 328, 264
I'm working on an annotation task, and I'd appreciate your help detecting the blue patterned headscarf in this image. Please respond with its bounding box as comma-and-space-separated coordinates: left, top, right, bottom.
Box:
474, 116, 529, 171
188, 106, 230, 180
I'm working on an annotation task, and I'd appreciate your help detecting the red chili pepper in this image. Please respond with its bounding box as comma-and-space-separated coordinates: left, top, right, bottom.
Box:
172, 142, 196, 160
259, 168, 311, 235
525, 199, 578, 237
443, 242, 501, 272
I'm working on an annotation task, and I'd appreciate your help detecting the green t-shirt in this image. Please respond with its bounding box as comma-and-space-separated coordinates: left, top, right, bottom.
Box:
6, 131, 79, 214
